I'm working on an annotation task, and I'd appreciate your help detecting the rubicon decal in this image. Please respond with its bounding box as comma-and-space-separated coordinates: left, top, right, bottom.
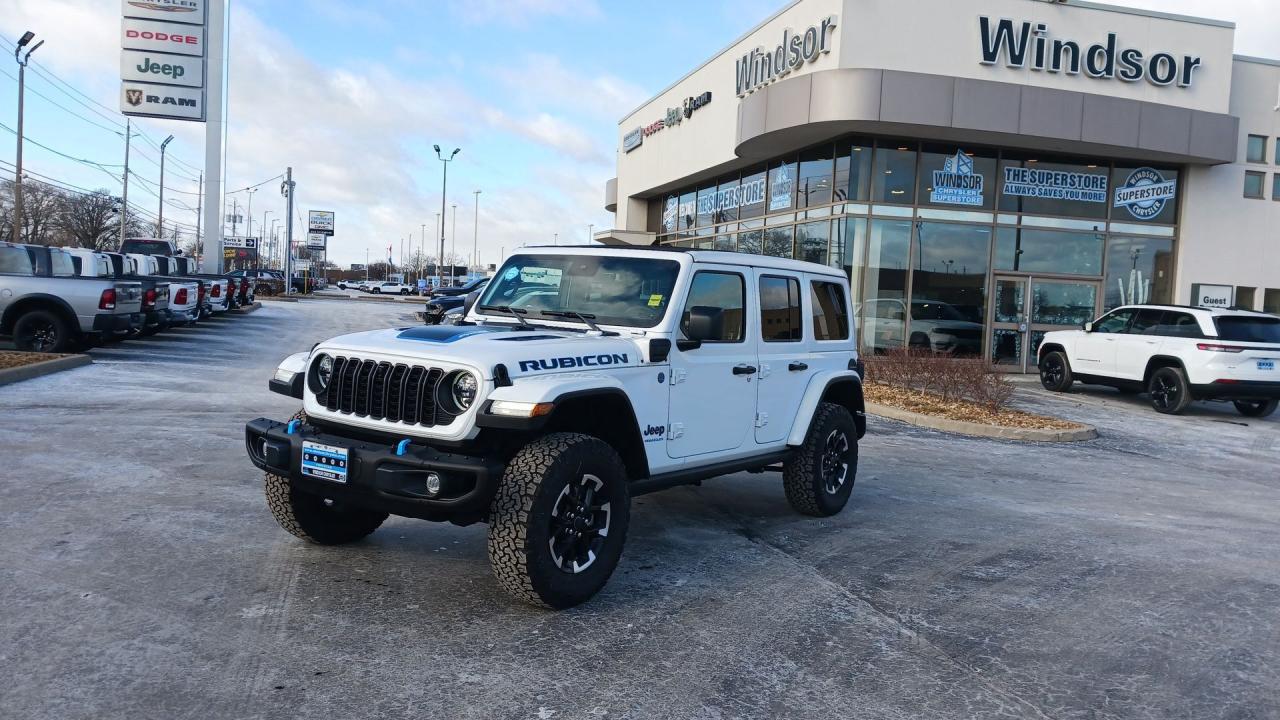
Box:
517, 354, 629, 372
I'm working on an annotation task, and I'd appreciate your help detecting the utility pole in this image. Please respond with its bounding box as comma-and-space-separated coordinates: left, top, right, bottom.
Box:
282, 167, 295, 292
434, 145, 460, 288
472, 190, 481, 272
420, 222, 426, 280
11, 31, 42, 245
156, 135, 174, 237
120, 118, 132, 245
229, 198, 239, 237
195, 172, 202, 260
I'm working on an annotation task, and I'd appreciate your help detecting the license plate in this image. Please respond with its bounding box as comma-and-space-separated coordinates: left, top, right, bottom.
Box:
301, 441, 349, 483
1258, 360, 1275, 372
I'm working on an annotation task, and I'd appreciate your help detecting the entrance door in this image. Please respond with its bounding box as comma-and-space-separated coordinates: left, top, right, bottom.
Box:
991, 277, 1099, 372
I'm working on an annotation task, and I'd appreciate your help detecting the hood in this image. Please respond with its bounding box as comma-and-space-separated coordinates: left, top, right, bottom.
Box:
318, 324, 643, 379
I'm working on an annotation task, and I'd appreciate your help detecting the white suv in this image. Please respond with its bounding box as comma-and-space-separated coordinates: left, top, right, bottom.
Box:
246, 247, 866, 608
1038, 304, 1280, 417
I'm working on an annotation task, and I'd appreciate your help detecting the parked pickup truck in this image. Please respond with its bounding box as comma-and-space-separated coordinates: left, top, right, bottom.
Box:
229, 268, 284, 297
158, 255, 230, 316
98, 250, 199, 326
0, 241, 144, 352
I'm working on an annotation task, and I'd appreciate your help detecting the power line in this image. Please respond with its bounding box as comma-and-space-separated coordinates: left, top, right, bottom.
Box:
0, 120, 124, 170
0, 64, 126, 136
226, 173, 286, 195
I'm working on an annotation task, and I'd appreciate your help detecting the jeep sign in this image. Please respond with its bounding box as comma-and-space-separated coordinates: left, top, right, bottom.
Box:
119, 0, 208, 121
120, 50, 203, 88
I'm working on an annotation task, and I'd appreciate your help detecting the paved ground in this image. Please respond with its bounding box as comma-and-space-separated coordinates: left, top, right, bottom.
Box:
2, 299, 1277, 720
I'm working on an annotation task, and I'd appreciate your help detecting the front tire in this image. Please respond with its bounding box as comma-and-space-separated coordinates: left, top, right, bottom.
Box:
1234, 399, 1278, 418
783, 402, 858, 517
487, 433, 631, 609
1038, 350, 1073, 392
1149, 366, 1192, 415
14, 310, 73, 353
263, 410, 388, 545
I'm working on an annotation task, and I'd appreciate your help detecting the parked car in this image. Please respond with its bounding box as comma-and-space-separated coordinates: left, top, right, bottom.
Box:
66, 248, 200, 328
858, 298, 984, 355
119, 237, 181, 257
370, 281, 414, 295
1039, 304, 1280, 417
229, 268, 285, 296
422, 294, 467, 324
0, 241, 144, 351
429, 276, 489, 298
246, 246, 866, 608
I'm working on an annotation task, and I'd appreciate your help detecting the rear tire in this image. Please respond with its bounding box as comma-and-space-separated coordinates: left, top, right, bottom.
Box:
488, 433, 630, 609
263, 410, 388, 545
1234, 399, 1278, 418
783, 402, 858, 517
1148, 366, 1192, 415
13, 309, 73, 353
1038, 350, 1073, 392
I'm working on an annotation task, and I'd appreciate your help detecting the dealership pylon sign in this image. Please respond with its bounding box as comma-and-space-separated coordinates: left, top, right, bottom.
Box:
119, 0, 208, 121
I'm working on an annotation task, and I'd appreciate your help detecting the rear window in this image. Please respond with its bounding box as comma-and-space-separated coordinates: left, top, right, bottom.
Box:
122, 240, 173, 256
1214, 316, 1280, 343
811, 280, 850, 340
50, 251, 76, 277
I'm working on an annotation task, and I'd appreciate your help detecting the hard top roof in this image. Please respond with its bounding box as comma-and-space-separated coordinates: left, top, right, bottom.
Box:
513, 244, 846, 278
1116, 303, 1276, 317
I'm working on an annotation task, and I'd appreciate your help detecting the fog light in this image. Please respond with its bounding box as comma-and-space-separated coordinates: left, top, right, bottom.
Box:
425, 472, 442, 497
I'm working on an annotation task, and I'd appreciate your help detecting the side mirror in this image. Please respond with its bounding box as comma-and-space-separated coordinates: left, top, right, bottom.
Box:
461, 289, 481, 317
1083, 321, 1093, 333
679, 306, 723, 349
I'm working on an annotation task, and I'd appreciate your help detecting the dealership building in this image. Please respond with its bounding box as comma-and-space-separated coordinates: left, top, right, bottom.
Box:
601, 0, 1280, 370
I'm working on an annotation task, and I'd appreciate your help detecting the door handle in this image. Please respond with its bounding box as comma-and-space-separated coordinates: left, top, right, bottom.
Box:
732, 364, 757, 375
788, 361, 808, 371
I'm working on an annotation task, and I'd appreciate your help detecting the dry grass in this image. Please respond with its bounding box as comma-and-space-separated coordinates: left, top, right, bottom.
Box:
865, 382, 1085, 431
0, 351, 67, 371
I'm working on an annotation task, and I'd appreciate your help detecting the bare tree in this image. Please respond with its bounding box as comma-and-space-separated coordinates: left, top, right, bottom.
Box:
0, 178, 67, 245
58, 189, 119, 250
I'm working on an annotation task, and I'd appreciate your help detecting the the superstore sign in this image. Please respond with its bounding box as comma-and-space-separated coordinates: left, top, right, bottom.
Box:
698, 177, 766, 217
931, 151, 984, 206
1003, 167, 1108, 203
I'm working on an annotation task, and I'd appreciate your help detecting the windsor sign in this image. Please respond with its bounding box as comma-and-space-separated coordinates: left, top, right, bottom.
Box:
119, 0, 208, 121
735, 16, 837, 97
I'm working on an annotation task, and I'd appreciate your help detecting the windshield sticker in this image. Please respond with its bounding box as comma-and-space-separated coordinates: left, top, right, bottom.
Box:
647, 294, 663, 307
502, 266, 521, 281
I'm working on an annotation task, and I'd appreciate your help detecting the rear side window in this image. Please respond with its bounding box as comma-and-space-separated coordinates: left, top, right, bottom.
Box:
1155, 312, 1202, 338
1214, 316, 1280, 343
681, 271, 745, 342
759, 275, 802, 342
811, 280, 849, 340
1128, 309, 1165, 335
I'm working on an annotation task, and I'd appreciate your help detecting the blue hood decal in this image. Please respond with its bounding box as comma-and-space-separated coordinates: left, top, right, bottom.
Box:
396, 325, 509, 343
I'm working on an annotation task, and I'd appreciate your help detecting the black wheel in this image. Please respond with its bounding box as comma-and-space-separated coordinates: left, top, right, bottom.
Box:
783, 402, 858, 517
401, 289, 410, 295
488, 433, 630, 609
1148, 366, 1192, 415
264, 410, 388, 545
372, 288, 381, 294
14, 309, 73, 353
1038, 350, 1073, 392
1234, 399, 1278, 418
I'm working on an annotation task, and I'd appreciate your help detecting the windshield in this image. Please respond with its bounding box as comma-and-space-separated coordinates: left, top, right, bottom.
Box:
122, 239, 173, 256
477, 254, 681, 328
1214, 316, 1280, 343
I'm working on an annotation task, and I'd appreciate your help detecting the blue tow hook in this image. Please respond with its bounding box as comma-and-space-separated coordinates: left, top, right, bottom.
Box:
395, 439, 412, 456
286, 419, 301, 435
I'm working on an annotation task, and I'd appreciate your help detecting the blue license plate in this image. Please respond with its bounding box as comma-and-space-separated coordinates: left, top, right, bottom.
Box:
301, 441, 349, 483
1258, 360, 1275, 372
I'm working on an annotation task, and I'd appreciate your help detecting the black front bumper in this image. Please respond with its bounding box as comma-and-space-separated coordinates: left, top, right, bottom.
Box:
1192, 381, 1280, 401
244, 418, 504, 524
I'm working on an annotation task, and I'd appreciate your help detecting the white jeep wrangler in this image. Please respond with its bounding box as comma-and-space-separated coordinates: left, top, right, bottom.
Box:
246, 247, 866, 608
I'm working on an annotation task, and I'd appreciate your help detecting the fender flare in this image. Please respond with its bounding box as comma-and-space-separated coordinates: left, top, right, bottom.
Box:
785, 370, 866, 446
1, 292, 80, 334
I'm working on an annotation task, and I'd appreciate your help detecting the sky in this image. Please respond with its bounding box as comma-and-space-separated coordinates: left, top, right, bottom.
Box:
0, 0, 1276, 269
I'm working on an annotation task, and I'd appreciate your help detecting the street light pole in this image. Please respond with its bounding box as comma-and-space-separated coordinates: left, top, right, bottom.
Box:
11, 31, 43, 246
433, 145, 460, 288
450, 202, 457, 285
245, 186, 257, 240
262, 210, 273, 268
472, 189, 481, 273
157, 135, 174, 237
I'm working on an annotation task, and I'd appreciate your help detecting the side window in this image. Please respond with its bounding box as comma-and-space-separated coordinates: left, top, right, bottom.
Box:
681, 271, 745, 343
759, 275, 802, 342
1128, 309, 1165, 335
811, 280, 850, 340
1158, 312, 1202, 338
1093, 309, 1135, 333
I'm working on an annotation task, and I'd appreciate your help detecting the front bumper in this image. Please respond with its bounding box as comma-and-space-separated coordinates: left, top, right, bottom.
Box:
92, 312, 143, 333
1192, 380, 1280, 401
244, 417, 504, 524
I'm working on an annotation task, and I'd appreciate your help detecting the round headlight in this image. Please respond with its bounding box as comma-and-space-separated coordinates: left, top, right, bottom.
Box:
315, 354, 334, 391
451, 372, 478, 410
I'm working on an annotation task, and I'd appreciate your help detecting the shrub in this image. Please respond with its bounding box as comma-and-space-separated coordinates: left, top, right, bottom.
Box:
864, 348, 1015, 412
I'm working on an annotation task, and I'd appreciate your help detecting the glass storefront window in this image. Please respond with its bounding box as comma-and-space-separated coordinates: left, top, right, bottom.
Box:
872, 141, 917, 205
678, 190, 697, 232
911, 222, 990, 357
1103, 236, 1174, 310
739, 166, 767, 220
796, 220, 830, 265
994, 228, 1104, 276
696, 183, 717, 228
767, 157, 797, 213
661, 195, 678, 234
764, 225, 793, 258
715, 175, 740, 224
1031, 282, 1097, 326
918, 145, 997, 210
738, 221, 763, 255
1110, 164, 1179, 225
998, 156, 1109, 219
714, 234, 735, 252
860, 219, 912, 353
832, 218, 866, 306
834, 139, 872, 203
798, 145, 834, 208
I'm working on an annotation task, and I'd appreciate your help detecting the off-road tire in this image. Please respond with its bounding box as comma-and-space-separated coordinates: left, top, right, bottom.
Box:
1148, 366, 1192, 415
1234, 399, 1278, 418
783, 402, 858, 517
487, 433, 630, 609
1038, 350, 1073, 392
263, 410, 388, 545
13, 309, 73, 353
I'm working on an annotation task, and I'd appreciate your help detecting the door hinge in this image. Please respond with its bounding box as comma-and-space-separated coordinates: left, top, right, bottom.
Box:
670, 369, 688, 385
758, 363, 772, 378
754, 412, 769, 428
667, 423, 685, 440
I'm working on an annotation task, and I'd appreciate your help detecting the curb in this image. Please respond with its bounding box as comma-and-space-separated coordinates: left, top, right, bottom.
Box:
258, 296, 298, 303
230, 302, 262, 314
0, 354, 93, 388
865, 402, 1098, 442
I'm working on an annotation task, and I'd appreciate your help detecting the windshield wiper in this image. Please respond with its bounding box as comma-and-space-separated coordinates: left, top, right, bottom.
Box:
477, 304, 533, 329
539, 310, 618, 336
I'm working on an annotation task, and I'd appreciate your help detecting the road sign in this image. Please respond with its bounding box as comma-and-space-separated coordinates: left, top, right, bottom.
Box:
306, 233, 327, 250
308, 210, 335, 235
224, 236, 258, 249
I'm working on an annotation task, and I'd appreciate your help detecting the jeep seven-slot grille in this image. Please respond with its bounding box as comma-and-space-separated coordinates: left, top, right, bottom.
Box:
322, 356, 447, 427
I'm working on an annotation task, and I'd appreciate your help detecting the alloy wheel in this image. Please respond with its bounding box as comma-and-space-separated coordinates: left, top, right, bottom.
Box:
1151, 375, 1178, 411
820, 429, 850, 494
1040, 357, 1063, 387
548, 473, 611, 574
21, 321, 59, 352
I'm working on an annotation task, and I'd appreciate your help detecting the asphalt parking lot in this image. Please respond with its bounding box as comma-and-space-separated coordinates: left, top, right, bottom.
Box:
2, 299, 1278, 720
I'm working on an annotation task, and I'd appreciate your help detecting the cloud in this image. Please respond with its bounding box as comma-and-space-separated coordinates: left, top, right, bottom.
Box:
449, 0, 602, 26
492, 53, 648, 121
